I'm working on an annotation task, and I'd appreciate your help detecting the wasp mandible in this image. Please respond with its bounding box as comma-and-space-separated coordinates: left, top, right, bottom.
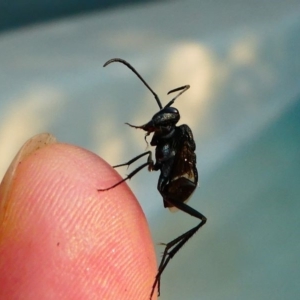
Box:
99, 58, 207, 299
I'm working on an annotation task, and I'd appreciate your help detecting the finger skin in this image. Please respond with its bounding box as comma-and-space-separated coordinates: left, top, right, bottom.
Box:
0, 142, 157, 299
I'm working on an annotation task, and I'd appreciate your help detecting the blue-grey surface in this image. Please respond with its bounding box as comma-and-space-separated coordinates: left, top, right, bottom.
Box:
0, 1, 300, 299
0, 0, 158, 32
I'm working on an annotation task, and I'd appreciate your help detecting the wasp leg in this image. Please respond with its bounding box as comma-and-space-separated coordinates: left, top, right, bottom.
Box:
112, 151, 152, 168
150, 200, 206, 299
98, 151, 153, 191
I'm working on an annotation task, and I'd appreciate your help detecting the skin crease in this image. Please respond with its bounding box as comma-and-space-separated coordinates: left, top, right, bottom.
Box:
0, 134, 157, 300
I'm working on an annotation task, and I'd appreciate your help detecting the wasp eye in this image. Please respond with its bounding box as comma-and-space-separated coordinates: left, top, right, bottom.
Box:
163, 107, 179, 115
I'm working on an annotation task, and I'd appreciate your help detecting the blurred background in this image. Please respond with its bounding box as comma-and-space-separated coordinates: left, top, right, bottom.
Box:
0, 0, 300, 299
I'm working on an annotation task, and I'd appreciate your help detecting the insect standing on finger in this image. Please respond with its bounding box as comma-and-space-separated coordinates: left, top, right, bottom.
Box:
98, 58, 207, 299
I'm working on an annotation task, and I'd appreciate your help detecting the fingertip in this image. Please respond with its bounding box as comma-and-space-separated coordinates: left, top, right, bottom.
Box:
0, 135, 157, 299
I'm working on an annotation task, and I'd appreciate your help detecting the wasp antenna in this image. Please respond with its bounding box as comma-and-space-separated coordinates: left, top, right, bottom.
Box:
167, 85, 189, 95
103, 58, 117, 68
165, 85, 190, 107
103, 58, 163, 109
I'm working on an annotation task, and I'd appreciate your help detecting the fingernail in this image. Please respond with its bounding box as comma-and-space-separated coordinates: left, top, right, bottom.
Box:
0, 133, 57, 225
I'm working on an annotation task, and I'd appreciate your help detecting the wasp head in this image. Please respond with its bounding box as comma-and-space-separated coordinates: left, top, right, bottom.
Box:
126, 106, 180, 135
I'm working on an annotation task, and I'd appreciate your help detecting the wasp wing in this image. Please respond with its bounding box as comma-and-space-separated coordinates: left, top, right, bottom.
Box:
164, 125, 198, 210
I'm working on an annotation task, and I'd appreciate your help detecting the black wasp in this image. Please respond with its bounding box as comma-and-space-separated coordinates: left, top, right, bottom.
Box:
99, 58, 207, 299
